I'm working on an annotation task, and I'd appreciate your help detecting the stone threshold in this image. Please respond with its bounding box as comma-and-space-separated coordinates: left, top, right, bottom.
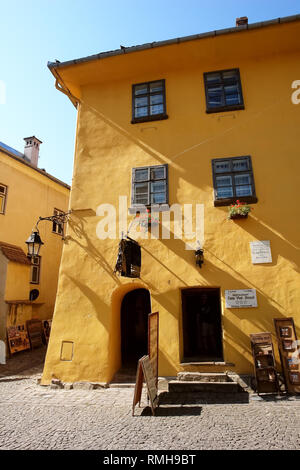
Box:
180, 361, 235, 366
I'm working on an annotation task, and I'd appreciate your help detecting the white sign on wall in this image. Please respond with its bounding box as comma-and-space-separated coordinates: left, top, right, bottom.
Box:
250, 240, 272, 264
225, 289, 258, 308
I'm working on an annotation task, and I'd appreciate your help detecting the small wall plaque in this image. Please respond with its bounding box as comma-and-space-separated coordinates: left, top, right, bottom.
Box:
250, 240, 272, 264
225, 289, 257, 308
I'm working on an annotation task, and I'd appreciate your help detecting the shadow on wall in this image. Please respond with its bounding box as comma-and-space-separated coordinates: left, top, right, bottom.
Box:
67, 212, 121, 286
84, 94, 300, 254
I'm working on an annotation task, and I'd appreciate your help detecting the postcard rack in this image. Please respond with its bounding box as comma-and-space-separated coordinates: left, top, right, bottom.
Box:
274, 317, 300, 394
250, 332, 280, 394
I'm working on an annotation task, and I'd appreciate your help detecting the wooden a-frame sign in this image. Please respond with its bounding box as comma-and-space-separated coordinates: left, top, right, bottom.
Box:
132, 355, 159, 416
132, 311, 159, 416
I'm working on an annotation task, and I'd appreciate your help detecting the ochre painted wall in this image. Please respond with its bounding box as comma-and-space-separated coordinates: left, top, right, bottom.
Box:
42, 21, 300, 384
0, 150, 70, 345
5, 262, 30, 301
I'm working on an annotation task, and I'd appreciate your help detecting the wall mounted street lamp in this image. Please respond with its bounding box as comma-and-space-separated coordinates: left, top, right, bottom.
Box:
25, 230, 44, 256
25, 211, 71, 257
195, 248, 204, 268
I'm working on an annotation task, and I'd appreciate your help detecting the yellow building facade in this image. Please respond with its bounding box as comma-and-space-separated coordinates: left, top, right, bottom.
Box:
0, 138, 70, 360
42, 16, 300, 385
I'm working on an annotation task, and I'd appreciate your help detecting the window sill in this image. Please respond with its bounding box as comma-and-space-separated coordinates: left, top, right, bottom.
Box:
131, 114, 168, 124
214, 196, 258, 207
128, 204, 170, 215
206, 104, 244, 114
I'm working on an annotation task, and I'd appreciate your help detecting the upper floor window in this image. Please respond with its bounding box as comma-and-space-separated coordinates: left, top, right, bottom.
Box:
0, 183, 7, 214
30, 255, 41, 284
52, 208, 64, 235
212, 156, 257, 206
204, 69, 244, 113
131, 164, 168, 208
131, 80, 168, 124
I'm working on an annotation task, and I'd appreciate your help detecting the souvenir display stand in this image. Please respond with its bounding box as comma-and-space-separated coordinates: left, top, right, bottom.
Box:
250, 332, 280, 394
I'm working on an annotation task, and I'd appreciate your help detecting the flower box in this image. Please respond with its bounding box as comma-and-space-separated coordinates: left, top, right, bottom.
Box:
228, 213, 248, 220
228, 200, 252, 220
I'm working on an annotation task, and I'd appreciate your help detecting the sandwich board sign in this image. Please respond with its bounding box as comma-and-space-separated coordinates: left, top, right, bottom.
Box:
132, 355, 159, 416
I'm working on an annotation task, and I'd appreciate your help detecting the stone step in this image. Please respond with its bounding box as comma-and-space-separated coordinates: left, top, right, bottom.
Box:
177, 372, 229, 382
158, 391, 249, 405
168, 380, 243, 394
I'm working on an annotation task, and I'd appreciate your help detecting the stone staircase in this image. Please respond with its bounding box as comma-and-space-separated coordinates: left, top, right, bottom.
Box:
158, 372, 250, 404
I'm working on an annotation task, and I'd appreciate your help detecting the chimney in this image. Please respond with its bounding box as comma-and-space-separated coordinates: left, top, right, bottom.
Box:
23, 136, 42, 167
236, 17, 248, 27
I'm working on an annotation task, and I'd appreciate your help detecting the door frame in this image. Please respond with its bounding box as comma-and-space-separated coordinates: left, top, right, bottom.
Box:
180, 286, 224, 363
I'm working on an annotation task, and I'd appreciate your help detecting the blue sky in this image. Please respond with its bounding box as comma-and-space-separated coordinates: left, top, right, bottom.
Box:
0, 0, 299, 185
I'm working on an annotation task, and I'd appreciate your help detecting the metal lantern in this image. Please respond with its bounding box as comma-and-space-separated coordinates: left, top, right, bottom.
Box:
25, 230, 44, 257
195, 248, 204, 268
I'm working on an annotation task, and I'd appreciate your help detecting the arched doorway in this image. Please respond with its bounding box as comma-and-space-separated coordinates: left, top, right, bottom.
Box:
121, 288, 151, 369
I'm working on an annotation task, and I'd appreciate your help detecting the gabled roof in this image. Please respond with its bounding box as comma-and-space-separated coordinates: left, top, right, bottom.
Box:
0, 142, 24, 159
0, 242, 31, 265
0, 142, 70, 190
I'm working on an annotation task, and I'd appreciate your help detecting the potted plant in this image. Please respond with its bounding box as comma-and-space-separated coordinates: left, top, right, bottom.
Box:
228, 200, 252, 220
137, 209, 160, 228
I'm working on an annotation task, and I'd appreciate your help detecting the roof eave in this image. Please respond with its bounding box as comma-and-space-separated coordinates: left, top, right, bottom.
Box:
47, 14, 300, 71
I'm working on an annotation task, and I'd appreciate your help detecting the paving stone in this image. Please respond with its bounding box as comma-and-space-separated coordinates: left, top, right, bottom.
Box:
0, 348, 300, 450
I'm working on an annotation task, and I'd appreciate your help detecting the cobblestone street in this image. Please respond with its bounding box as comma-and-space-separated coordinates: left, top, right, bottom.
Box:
0, 348, 299, 451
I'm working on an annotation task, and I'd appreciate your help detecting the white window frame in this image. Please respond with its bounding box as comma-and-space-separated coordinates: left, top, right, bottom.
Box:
131, 164, 169, 210
52, 208, 64, 235
30, 256, 41, 284
0, 183, 7, 214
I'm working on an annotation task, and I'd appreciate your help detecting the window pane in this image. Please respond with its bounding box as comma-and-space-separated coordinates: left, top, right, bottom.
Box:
150, 104, 164, 115
135, 194, 149, 204
206, 73, 221, 84
135, 182, 149, 204
232, 159, 249, 171
150, 166, 165, 180
150, 81, 163, 93
0, 185, 6, 194
134, 84, 148, 95
135, 96, 148, 107
214, 161, 230, 173
151, 192, 166, 204
151, 181, 166, 193
135, 169, 148, 182
234, 174, 251, 186
216, 187, 233, 198
0, 196, 4, 213
216, 175, 232, 187
150, 94, 163, 105
207, 86, 223, 107
236, 185, 252, 196
222, 70, 238, 82
31, 266, 39, 283
135, 182, 148, 194
224, 84, 241, 105
135, 107, 148, 118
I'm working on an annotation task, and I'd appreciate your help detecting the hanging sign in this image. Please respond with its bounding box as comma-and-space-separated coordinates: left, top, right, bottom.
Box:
225, 289, 258, 308
250, 240, 272, 264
